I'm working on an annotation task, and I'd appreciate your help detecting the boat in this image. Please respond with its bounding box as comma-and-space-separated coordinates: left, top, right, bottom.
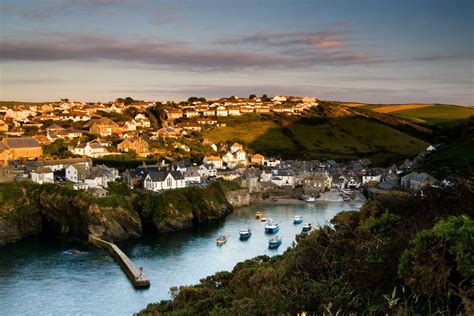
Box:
268, 236, 282, 249
261, 217, 271, 222
265, 220, 280, 234
302, 223, 312, 233
343, 194, 351, 201
239, 227, 252, 240
216, 235, 228, 246
255, 212, 263, 219
293, 215, 303, 224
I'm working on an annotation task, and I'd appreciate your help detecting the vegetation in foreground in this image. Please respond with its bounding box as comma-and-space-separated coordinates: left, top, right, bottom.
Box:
138, 177, 474, 315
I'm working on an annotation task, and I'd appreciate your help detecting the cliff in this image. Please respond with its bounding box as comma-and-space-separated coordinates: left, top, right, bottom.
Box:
225, 189, 251, 208
0, 180, 238, 246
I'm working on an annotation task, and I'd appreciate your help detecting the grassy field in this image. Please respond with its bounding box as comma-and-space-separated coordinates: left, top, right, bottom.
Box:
202, 116, 294, 152
285, 117, 428, 163
392, 104, 474, 127
203, 114, 429, 164
421, 136, 474, 177
373, 104, 432, 113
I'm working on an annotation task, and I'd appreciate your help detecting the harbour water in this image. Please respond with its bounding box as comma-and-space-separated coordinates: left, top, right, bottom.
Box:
0, 201, 362, 316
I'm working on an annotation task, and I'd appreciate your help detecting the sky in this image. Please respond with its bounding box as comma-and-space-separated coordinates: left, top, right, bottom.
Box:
0, 0, 473, 104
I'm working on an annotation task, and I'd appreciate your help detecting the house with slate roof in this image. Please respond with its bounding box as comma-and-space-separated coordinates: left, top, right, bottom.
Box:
143, 170, 185, 191
31, 166, 54, 184
1, 137, 42, 160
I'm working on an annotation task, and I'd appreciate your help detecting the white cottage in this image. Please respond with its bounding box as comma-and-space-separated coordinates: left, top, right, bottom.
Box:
143, 170, 185, 191
31, 167, 54, 184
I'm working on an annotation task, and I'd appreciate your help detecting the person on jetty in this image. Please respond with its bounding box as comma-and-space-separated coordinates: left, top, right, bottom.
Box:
139, 266, 143, 278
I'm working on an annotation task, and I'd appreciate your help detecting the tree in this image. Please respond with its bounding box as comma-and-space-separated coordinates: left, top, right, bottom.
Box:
124, 97, 134, 105
188, 97, 206, 103
249, 94, 256, 99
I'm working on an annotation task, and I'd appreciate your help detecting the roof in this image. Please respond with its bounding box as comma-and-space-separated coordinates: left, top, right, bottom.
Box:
33, 166, 53, 173
147, 170, 184, 182
5, 137, 41, 148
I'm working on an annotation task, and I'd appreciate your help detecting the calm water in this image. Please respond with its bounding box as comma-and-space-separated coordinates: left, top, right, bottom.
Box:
0, 202, 361, 316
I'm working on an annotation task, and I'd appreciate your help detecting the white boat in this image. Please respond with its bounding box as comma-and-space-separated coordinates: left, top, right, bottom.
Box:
265, 220, 280, 234
260, 217, 268, 222
293, 215, 303, 224
216, 235, 228, 246
302, 223, 312, 233
239, 228, 252, 240
304, 196, 316, 202
268, 236, 282, 249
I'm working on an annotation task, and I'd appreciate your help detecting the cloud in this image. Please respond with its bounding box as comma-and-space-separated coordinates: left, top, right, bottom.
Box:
2, 0, 123, 20
217, 29, 346, 47
413, 52, 474, 62
0, 30, 377, 69
217, 29, 376, 65
0, 35, 288, 69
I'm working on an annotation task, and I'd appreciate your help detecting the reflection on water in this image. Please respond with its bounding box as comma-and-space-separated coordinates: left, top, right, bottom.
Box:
0, 202, 361, 316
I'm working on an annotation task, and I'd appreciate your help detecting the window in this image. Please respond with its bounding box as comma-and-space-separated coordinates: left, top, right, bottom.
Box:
167, 177, 172, 187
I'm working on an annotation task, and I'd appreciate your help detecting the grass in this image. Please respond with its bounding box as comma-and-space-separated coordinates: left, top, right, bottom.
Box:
202, 113, 429, 164
373, 104, 432, 113
421, 136, 474, 177
202, 116, 294, 152
392, 104, 474, 127
285, 117, 428, 163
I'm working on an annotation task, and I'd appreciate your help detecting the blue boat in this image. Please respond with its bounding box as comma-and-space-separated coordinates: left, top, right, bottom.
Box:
264, 220, 280, 234
239, 227, 252, 240
268, 236, 282, 249
293, 215, 303, 224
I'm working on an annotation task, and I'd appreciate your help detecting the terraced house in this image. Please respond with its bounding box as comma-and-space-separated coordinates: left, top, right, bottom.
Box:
87, 117, 119, 137
0, 137, 42, 160
117, 137, 149, 156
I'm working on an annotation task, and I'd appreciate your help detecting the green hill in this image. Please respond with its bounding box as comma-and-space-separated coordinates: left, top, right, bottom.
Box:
202, 111, 429, 165
392, 104, 474, 127
355, 103, 474, 128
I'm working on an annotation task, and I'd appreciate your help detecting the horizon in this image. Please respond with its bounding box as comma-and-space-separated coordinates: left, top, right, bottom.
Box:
1, 0, 473, 105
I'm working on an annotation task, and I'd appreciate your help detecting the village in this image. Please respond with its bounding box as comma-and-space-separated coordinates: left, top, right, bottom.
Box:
0, 96, 441, 200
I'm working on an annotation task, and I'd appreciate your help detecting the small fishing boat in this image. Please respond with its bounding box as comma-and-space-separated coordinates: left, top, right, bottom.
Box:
302, 223, 312, 233
261, 217, 270, 222
304, 196, 316, 202
255, 212, 263, 219
216, 235, 228, 246
265, 220, 280, 234
293, 215, 303, 224
268, 236, 282, 249
239, 227, 252, 240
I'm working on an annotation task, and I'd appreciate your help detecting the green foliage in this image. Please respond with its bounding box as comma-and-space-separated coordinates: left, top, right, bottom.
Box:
399, 215, 474, 311
43, 139, 71, 158
138, 177, 474, 315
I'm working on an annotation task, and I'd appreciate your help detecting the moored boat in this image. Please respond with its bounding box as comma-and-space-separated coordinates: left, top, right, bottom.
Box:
216, 235, 228, 246
255, 212, 263, 219
268, 236, 282, 249
265, 220, 280, 234
302, 223, 312, 233
239, 228, 252, 240
293, 215, 303, 224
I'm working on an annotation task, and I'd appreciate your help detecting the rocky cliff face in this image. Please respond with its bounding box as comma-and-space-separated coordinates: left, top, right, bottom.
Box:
0, 182, 143, 245
225, 189, 251, 208
0, 180, 238, 246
